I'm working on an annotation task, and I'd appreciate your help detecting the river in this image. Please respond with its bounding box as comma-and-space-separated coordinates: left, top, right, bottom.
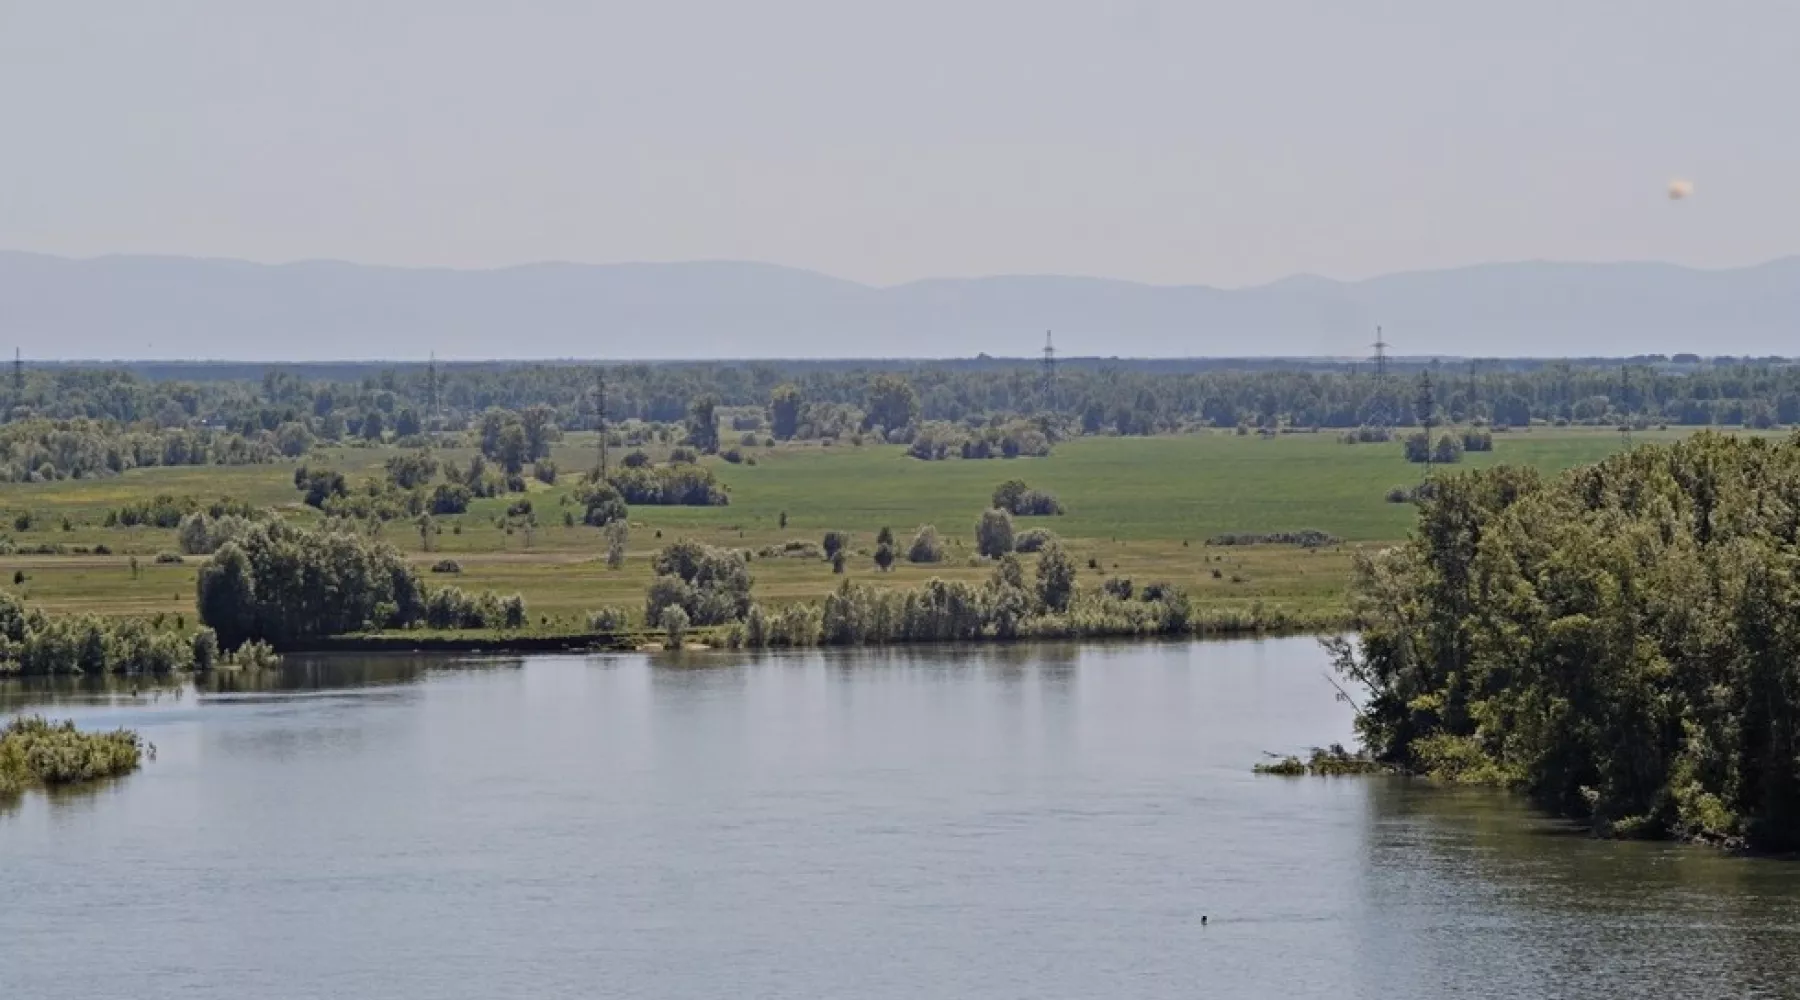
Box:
4, 638, 1798, 999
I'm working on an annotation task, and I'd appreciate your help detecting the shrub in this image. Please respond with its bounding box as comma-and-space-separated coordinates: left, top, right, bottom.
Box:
430, 559, 462, 574
822, 531, 850, 560
659, 604, 691, 647
534, 460, 558, 484
907, 525, 945, 564
576, 480, 629, 526
669, 446, 698, 464
1036, 541, 1078, 611
621, 450, 652, 468
976, 509, 1015, 558
154, 552, 184, 564
1461, 429, 1493, 452
874, 542, 896, 572
1014, 527, 1056, 553
720, 448, 744, 464
429, 483, 472, 515
993, 480, 1064, 516
604, 521, 629, 569
587, 606, 630, 632
0, 717, 142, 789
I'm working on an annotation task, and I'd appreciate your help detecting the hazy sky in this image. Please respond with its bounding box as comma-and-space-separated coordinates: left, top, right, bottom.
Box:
2, 0, 1795, 287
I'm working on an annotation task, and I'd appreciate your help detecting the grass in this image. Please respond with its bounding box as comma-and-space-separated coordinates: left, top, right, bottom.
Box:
0, 425, 1722, 625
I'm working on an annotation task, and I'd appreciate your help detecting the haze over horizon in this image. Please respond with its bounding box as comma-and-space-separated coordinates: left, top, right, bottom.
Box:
4, 1, 1797, 292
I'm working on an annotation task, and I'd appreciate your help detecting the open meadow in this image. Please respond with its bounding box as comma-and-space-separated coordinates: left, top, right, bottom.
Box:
0, 426, 1730, 627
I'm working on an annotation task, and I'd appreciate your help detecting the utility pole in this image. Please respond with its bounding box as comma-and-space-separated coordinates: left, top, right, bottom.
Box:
1040, 331, 1056, 410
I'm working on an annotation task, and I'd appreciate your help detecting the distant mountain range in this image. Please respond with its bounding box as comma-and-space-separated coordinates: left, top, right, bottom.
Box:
2, 250, 1797, 361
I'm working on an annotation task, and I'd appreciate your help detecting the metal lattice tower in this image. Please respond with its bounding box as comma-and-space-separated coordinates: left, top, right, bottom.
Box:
425, 352, 440, 435
11, 348, 21, 417
594, 367, 609, 478
1371, 327, 1389, 379
1041, 331, 1056, 408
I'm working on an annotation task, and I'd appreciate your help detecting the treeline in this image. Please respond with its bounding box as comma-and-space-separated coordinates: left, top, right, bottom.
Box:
0, 590, 224, 676
1334, 432, 1800, 852
22, 358, 1800, 450
0, 418, 302, 482
196, 521, 527, 648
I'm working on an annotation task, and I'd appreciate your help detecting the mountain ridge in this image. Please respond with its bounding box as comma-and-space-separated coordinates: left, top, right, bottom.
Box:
3, 250, 1797, 361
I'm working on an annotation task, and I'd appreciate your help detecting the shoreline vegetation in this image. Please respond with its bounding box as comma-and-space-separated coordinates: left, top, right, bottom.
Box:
0, 716, 143, 799
1332, 432, 1800, 853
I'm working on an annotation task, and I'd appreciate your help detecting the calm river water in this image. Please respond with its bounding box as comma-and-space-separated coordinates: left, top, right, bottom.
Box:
4, 638, 1798, 999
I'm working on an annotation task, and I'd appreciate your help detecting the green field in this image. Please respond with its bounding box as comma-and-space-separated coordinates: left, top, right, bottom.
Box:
0, 426, 1710, 625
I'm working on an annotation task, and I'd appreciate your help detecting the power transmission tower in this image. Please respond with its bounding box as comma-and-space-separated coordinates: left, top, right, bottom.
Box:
1041, 331, 1056, 409
1365, 328, 1393, 428
1415, 370, 1437, 475
593, 367, 609, 479
425, 352, 440, 436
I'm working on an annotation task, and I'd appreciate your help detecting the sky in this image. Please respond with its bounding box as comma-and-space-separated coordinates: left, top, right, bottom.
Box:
2, 0, 1796, 288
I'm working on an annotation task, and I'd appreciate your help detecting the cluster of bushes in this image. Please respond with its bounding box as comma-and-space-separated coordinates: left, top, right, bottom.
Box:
294, 453, 516, 523
1205, 530, 1339, 548
1014, 527, 1057, 553
607, 464, 729, 506
1335, 432, 1800, 851
1403, 432, 1465, 464
643, 540, 755, 627
586, 607, 631, 632
905, 421, 1053, 461
1461, 429, 1494, 452
574, 479, 629, 526
991, 480, 1064, 516
1340, 425, 1395, 444
422, 587, 528, 630
0, 591, 222, 676
196, 522, 525, 648
176, 510, 267, 555
0, 418, 302, 483
722, 549, 1188, 647
1383, 481, 1437, 504
106, 494, 260, 529
0, 717, 144, 797
759, 539, 824, 560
